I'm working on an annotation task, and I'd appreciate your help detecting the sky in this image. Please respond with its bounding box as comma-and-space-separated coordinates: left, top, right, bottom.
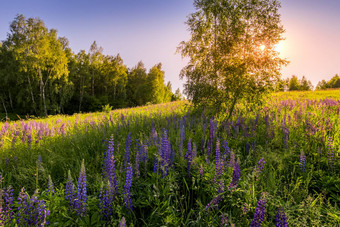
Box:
1, 0, 340, 92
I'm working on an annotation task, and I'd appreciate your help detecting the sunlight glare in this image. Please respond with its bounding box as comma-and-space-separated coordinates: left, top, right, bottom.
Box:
260, 44, 266, 51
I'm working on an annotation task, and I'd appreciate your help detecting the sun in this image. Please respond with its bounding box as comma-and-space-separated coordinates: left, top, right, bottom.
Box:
259, 44, 266, 51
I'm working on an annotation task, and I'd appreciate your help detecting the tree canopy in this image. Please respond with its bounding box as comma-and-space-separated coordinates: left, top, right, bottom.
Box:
0, 14, 181, 117
178, 0, 288, 118
316, 74, 340, 90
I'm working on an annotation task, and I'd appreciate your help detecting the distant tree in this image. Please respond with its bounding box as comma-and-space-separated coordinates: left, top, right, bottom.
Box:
89, 41, 103, 97
288, 75, 300, 91
172, 88, 183, 101
316, 79, 328, 90
1, 14, 70, 116
316, 74, 340, 90
287, 75, 313, 91
178, 0, 288, 119
273, 77, 287, 92
100, 54, 128, 107
127, 61, 149, 106
328, 74, 340, 88
300, 76, 313, 91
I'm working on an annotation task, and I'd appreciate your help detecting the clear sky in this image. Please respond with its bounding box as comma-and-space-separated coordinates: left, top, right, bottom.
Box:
1, 0, 339, 92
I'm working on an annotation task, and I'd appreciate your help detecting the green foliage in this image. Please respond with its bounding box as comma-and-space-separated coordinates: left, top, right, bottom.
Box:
0, 89, 339, 225
178, 0, 288, 119
0, 15, 176, 117
286, 75, 313, 91
316, 74, 340, 90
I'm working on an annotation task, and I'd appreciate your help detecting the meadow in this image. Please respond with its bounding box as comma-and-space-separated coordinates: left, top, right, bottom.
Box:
0, 90, 339, 226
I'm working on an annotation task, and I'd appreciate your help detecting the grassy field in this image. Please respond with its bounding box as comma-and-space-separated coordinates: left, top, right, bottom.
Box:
0, 91, 339, 226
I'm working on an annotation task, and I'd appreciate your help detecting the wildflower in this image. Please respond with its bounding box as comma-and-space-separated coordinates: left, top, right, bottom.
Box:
99, 181, 115, 221
242, 203, 249, 215
65, 170, 75, 209
160, 129, 170, 177
199, 165, 204, 177
214, 139, 223, 183
246, 142, 250, 154
185, 139, 193, 175
327, 137, 334, 169
228, 158, 240, 190
119, 216, 126, 227
178, 125, 185, 158
300, 150, 306, 172
103, 136, 118, 194
276, 206, 288, 227
17, 188, 50, 226
283, 127, 289, 149
2, 185, 14, 224
254, 158, 266, 180
75, 160, 87, 216
123, 164, 133, 210
46, 175, 55, 196
221, 213, 228, 226
38, 155, 42, 169
124, 133, 132, 169
250, 193, 267, 227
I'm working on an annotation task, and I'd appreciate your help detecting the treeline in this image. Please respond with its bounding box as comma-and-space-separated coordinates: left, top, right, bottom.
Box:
275, 74, 340, 92
316, 74, 340, 90
0, 15, 181, 117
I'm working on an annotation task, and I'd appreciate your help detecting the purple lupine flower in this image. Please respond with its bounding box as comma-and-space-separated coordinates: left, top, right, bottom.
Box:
242, 203, 249, 215
99, 180, 115, 221
185, 139, 193, 175
300, 150, 306, 172
250, 193, 267, 227
2, 185, 14, 224
222, 140, 230, 163
75, 160, 87, 216
221, 213, 228, 226
17, 189, 50, 226
124, 133, 132, 169
119, 216, 126, 227
283, 127, 289, 149
246, 142, 250, 154
199, 165, 204, 177
38, 155, 42, 169
228, 158, 240, 190
276, 206, 288, 227
178, 125, 185, 158
206, 139, 211, 162
209, 118, 214, 148
140, 141, 148, 165
46, 175, 55, 196
123, 164, 133, 210
214, 139, 223, 183
160, 129, 170, 177
65, 170, 74, 209
102, 136, 119, 195
27, 126, 32, 149
254, 158, 266, 180
200, 137, 205, 155
327, 137, 334, 169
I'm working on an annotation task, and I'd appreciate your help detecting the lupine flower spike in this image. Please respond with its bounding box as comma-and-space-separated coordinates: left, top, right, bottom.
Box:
276, 206, 288, 227
123, 164, 133, 210
250, 193, 268, 227
75, 160, 87, 216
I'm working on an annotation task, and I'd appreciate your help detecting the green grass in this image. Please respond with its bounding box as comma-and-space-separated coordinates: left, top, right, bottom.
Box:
0, 92, 339, 226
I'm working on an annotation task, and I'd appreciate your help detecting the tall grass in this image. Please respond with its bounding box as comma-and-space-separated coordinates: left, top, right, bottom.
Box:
0, 91, 339, 226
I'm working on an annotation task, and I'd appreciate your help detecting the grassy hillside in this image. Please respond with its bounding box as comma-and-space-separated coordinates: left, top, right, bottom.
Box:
0, 91, 339, 226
